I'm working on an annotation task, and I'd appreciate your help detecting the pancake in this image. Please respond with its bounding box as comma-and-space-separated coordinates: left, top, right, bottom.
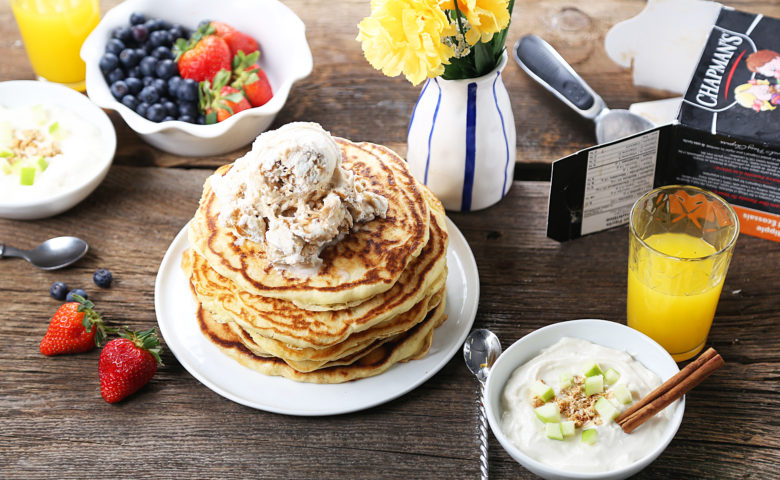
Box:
182, 184, 448, 349
196, 295, 447, 384
188, 138, 432, 309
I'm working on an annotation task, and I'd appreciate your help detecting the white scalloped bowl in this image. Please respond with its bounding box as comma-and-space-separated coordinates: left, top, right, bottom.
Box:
485, 320, 685, 480
81, 0, 312, 157
0, 80, 116, 220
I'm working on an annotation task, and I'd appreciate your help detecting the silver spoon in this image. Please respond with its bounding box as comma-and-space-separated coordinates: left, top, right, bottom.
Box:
513, 35, 654, 144
464, 329, 502, 480
0, 236, 88, 270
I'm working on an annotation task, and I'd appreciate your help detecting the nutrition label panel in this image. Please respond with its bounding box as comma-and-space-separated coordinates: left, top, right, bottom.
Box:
581, 130, 659, 236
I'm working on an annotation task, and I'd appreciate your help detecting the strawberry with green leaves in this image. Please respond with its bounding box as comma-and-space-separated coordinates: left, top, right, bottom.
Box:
200, 69, 252, 123
231, 51, 273, 108
99, 327, 163, 403
40, 295, 109, 355
174, 24, 232, 82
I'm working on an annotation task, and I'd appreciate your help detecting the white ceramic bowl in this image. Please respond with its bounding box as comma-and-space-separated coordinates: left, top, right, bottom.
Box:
81, 0, 313, 157
0, 80, 116, 220
485, 320, 685, 480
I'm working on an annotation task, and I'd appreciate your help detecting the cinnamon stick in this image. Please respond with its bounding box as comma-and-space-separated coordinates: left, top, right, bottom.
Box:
616, 347, 724, 434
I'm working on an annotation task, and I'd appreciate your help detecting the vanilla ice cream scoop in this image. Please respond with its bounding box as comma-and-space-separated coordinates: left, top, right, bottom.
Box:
210, 122, 388, 273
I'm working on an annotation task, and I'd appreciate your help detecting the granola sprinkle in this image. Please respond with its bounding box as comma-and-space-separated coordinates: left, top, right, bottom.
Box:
555, 375, 606, 428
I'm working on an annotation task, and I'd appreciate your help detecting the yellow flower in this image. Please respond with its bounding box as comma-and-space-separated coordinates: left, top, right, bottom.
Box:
357, 0, 456, 85
441, 0, 511, 45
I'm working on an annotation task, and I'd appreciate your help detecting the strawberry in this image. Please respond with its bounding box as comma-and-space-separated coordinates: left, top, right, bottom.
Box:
40, 295, 109, 356
99, 327, 163, 403
174, 24, 231, 82
231, 51, 273, 108
200, 69, 252, 123
210, 21, 259, 56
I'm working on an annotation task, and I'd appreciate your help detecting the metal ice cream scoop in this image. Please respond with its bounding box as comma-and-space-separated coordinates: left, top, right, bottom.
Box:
0, 236, 88, 270
513, 34, 654, 144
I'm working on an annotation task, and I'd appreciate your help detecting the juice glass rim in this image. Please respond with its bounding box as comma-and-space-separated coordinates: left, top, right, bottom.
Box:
629, 184, 740, 262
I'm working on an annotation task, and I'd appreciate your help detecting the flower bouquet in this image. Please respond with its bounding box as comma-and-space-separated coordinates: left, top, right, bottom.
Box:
357, 0, 517, 212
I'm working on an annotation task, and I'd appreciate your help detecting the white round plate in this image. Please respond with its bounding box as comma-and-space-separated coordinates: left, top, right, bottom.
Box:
154, 218, 479, 416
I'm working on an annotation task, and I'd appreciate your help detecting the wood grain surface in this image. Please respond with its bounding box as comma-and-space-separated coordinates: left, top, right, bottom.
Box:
1, 1, 779, 479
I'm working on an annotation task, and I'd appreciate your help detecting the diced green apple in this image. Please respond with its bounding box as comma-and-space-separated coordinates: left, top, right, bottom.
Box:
561, 420, 576, 437
545, 422, 563, 440
581, 429, 598, 445
582, 361, 603, 377
613, 384, 633, 405
20, 166, 35, 185
558, 372, 573, 390
37, 156, 48, 172
595, 397, 619, 422
534, 402, 560, 423
604, 368, 620, 385
584, 374, 604, 396
531, 380, 555, 402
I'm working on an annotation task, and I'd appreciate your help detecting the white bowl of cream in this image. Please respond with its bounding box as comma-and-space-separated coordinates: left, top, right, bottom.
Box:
485, 319, 684, 480
0, 81, 116, 220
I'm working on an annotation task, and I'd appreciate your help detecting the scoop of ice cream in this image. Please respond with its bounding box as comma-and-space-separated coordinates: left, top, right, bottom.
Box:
210, 122, 388, 272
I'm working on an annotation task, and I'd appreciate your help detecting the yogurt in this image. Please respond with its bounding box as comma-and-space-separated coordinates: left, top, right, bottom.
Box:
0, 103, 104, 202
500, 337, 678, 473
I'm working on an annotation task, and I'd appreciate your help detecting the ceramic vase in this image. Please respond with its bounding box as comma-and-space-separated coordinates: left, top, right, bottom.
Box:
406, 51, 515, 212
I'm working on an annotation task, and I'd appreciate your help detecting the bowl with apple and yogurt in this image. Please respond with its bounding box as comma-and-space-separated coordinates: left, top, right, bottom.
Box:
485, 319, 684, 480
0, 81, 116, 220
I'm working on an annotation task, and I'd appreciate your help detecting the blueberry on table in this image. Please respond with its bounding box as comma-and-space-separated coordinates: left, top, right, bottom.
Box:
131, 24, 148, 43
178, 79, 199, 102
146, 103, 167, 122
121, 94, 139, 110
110, 80, 129, 100
130, 12, 146, 25
152, 46, 174, 60
139, 85, 160, 104
125, 77, 143, 95
93, 269, 113, 288
66, 288, 88, 302
155, 59, 177, 80
106, 68, 125, 84
99, 53, 119, 74
49, 281, 68, 301
105, 38, 125, 56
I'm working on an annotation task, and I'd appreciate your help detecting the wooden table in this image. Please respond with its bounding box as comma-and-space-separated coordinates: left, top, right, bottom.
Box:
1, 1, 778, 479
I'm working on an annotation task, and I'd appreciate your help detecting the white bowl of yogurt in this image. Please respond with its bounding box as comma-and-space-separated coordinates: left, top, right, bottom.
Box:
0, 81, 116, 220
485, 319, 684, 480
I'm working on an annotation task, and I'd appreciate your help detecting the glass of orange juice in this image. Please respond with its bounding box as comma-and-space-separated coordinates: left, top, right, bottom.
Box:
627, 185, 739, 362
11, 0, 100, 91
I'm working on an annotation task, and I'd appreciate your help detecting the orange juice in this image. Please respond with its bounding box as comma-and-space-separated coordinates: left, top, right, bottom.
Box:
11, 0, 100, 91
627, 232, 724, 361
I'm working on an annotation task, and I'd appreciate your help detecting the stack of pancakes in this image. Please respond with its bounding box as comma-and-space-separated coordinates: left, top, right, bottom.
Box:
181, 139, 449, 383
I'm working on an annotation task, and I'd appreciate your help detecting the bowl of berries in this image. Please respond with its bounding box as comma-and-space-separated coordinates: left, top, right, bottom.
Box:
81, 0, 312, 156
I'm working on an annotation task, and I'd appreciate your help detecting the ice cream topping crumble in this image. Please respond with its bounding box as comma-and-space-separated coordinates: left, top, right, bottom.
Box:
210, 122, 389, 271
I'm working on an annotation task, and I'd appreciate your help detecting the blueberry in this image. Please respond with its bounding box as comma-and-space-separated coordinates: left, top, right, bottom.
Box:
167, 75, 182, 96
169, 24, 187, 41
125, 76, 143, 94
110, 80, 129, 100
178, 101, 197, 117
139, 85, 159, 104
178, 114, 195, 123
144, 19, 164, 32
152, 78, 168, 96
93, 268, 113, 288
119, 48, 141, 68
162, 100, 178, 117
105, 38, 125, 55
113, 26, 134, 44
136, 102, 150, 117
139, 56, 158, 77
49, 281, 69, 301
155, 59, 177, 79
131, 24, 149, 43
99, 53, 119, 74
107, 68, 125, 84
151, 46, 173, 60
146, 103, 166, 122
196, 113, 206, 125
149, 30, 172, 48
178, 78, 199, 102
162, 115, 176, 122
130, 12, 146, 25
121, 94, 139, 110
142, 76, 155, 86
66, 288, 88, 303
127, 65, 142, 79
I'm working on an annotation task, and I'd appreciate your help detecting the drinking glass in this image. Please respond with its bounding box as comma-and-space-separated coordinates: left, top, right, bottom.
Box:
11, 0, 100, 91
627, 185, 739, 361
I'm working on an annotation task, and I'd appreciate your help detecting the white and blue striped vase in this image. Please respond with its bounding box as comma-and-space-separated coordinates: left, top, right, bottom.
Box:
407, 51, 515, 212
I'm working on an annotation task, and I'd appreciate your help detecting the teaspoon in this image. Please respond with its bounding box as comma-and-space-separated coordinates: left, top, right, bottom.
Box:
0, 236, 89, 270
463, 329, 502, 480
